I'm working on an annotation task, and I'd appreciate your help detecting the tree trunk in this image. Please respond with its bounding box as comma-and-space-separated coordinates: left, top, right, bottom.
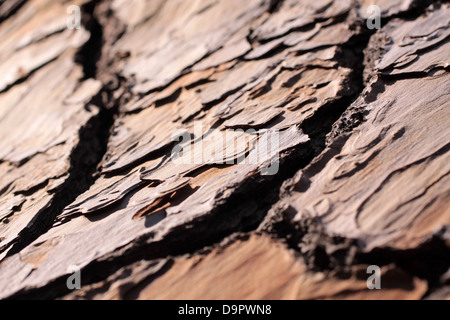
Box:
0, 0, 448, 300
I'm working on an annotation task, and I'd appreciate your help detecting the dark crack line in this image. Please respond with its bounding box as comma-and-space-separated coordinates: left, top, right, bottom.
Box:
256, 0, 450, 298
3, 0, 119, 258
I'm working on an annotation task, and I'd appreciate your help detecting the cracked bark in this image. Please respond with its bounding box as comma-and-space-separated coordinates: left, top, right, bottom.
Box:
0, 0, 448, 300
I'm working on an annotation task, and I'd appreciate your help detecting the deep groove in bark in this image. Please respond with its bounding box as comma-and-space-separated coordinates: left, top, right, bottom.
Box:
4, 0, 118, 258
256, 1, 450, 297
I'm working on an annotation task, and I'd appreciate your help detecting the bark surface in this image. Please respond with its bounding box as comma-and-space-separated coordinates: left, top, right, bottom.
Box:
0, 0, 448, 300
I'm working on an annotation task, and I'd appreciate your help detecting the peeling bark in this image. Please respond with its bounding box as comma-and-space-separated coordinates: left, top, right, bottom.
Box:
0, 0, 448, 300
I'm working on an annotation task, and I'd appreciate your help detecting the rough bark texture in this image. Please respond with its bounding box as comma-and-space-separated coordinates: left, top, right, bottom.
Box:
0, 0, 448, 300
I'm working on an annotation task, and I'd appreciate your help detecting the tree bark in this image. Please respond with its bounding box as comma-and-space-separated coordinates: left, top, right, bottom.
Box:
0, 0, 448, 300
